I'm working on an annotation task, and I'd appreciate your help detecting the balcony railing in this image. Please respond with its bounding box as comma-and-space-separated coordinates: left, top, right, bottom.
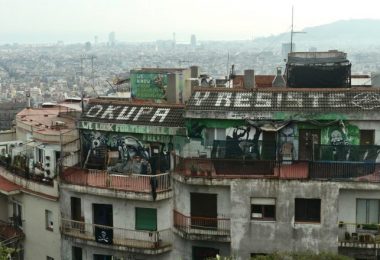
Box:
61, 218, 172, 250
0, 220, 24, 245
338, 222, 380, 246
61, 167, 171, 193
173, 210, 230, 238
175, 157, 380, 182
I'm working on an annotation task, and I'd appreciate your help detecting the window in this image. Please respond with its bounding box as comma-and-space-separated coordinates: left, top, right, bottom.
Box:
251, 198, 276, 220
205, 128, 226, 147
357, 199, 380, 224
93, 254, 112, 260
360, 130, 375, 145
12, 202, 22, 227
37, 148, 44, 163
135, 208, 157, 231
72, 246, 82, 260
295, 198, 321, 223
45, 210, 53, 231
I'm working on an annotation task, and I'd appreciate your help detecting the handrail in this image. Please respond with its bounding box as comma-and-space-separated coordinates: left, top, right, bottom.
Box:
61, 167, 171, 193
61, 218, 172, 249
173, 210, 230, 236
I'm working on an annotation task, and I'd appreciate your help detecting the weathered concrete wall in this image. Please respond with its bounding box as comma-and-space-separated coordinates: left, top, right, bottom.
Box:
173, 179, 231, 218
61, 239, 171, 260
172, 235, 231, 260
230, 179, 340, 260
60, 188, 173, 260
61, 189, 172, 230
12, 193, 61, 260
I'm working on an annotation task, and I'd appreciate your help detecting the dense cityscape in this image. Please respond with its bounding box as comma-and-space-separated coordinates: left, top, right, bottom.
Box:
1, 2, 380, 259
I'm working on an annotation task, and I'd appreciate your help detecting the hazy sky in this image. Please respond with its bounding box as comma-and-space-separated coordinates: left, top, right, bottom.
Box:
0, 0, 379, 43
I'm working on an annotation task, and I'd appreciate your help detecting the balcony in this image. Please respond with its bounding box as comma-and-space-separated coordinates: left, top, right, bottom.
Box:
173, 210, 230, 242
61, 218, 172, 254
174, 157, 380, 183
0, 165, 58, 198
60, 167, 172, 200
0, 220, 24, 246
338, 222, 380, 248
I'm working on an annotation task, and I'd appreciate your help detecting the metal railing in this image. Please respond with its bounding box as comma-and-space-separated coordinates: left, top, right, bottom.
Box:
174, 157, 380, 182
61, 218, 172, 249
173, 210, 230, 237
61, 167, 171, 192
338, 222, 380, 244
0, 220, 24, 243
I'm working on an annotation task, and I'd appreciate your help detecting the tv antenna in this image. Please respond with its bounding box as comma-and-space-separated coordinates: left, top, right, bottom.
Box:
290, 6, 306, 53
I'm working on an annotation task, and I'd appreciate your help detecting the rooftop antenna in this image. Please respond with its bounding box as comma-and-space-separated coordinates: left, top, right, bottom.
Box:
226, 52, 230, 78
290, 6, 306, 53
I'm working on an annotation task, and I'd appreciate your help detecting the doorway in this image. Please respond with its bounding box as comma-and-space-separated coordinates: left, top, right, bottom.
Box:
93, 204, 113, 244
299, 129, 320, 160
190, 193, 217, 228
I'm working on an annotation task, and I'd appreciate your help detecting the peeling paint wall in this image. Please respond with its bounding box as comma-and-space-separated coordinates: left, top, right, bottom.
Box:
229, 180, 339, 260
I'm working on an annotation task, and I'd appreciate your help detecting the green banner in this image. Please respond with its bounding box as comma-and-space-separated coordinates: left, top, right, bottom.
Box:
131, 72, 168, 99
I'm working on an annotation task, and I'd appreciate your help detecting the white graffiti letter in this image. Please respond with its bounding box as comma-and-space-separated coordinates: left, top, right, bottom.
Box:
193, 91, 210, 106
215, 92, 232, 107
286, 92, 303, 107
308, 93, 324, 107
329, 93, 345, 107
255, 93, 272, 107
86, 105, 103, 118
150, 108, 170, 123
133, 107, 153, 121
234, 92, 252, 107
101, 105, 121, 119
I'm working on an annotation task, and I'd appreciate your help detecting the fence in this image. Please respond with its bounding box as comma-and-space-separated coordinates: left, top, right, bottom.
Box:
338, 222, 380, 244
61, 218, 172, 249
61, 168, 171, 192
174, 157, 380, 182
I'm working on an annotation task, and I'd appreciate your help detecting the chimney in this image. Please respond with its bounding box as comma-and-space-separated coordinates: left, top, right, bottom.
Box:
371, 72, 380, 87
26, 90, 31, 108
244, 69, 255, 89
190, 66, 199, 78
272, 67, 286, 88
166, 73, 178, 104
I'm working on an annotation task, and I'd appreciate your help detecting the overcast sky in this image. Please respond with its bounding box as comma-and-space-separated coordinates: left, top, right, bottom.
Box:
0, 0, 379, 43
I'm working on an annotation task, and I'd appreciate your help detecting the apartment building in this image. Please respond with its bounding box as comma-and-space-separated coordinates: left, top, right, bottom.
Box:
0, 101, 80, 260
3, 56, 380, 260
59, 68, 191, 260
171, 52, 380, 260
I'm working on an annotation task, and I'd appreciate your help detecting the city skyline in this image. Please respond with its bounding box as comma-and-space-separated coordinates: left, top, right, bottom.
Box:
0, 0, 379, 44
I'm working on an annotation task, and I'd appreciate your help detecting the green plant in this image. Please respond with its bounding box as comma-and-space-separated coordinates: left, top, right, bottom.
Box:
250, 251, 353, 260
362, 223, 379, 230
0, 245, 16, 260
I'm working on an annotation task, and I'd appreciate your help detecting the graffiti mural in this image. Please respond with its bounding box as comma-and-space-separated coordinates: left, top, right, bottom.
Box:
81, 130, 171, 174
130, 72, 168, 100
211, 125, 265, 159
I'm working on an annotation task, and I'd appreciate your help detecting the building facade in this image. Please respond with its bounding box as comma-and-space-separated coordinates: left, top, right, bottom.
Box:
0, 102, 80, 260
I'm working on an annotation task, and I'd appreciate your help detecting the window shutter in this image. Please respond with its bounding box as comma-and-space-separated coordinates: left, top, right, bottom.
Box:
135, 208, 157, 231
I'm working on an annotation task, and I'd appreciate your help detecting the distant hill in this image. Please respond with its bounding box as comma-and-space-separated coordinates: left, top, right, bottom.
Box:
254, 19, 380, 50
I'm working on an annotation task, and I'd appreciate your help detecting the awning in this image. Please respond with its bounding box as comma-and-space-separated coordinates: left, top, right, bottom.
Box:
246, 120, 290, 132
0, 176, 21, 195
